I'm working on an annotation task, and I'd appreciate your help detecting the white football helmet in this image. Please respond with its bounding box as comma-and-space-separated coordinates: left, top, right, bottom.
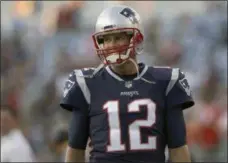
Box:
92, 5, 144, 65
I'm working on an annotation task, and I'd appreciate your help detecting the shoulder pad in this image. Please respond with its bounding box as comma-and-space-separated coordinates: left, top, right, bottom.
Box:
80, 64, 106, 78
152, 66, 171, 69
149, 66, 173, 81
74, 67, 96, 78
165, 68, 182, 96
71, 69, 91, 104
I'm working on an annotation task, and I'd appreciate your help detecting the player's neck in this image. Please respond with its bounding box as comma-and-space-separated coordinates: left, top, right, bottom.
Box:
110, 60, 138, 76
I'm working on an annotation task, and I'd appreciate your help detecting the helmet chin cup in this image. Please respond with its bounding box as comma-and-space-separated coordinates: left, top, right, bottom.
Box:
103, 52, 129, 65
116, 58, 123, 64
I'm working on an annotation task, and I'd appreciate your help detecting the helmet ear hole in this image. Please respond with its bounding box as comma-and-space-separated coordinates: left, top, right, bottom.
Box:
135, 32, 143, 44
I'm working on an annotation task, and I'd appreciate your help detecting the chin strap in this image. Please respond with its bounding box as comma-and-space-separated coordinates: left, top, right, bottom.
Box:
92, 63, 107, 78
128, 58, 139, 77
128, 58, 155, 84
92, 63, 105, 77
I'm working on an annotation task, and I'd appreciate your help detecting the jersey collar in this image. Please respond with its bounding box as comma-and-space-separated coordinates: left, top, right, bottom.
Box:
105, 63, 148, 81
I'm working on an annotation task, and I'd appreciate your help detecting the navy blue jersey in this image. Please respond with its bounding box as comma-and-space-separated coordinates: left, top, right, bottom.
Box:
60, 63, 194, 163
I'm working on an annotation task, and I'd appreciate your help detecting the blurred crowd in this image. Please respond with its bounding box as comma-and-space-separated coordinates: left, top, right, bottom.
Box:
1, 1, 227, 162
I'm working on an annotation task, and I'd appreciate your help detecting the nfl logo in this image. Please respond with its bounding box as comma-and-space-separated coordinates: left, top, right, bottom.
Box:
125, 81, 132, 88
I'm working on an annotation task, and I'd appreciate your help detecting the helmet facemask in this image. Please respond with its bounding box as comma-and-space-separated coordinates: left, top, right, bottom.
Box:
92, 28, 143, 65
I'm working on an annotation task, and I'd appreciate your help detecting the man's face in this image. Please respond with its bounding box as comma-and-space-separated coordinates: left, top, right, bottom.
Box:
99, 32, 132, 64
103, 32, 131, 53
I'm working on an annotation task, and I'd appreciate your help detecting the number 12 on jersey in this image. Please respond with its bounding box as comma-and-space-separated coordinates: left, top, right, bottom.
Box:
103, 99, 157, 152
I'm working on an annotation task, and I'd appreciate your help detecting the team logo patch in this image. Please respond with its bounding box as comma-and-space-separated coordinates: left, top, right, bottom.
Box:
63, 79, 75, 97
125, 81, 133, 89
179, 78, 191, 96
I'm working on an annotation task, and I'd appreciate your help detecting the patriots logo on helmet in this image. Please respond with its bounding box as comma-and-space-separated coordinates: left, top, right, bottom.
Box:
120, 8, 139, 24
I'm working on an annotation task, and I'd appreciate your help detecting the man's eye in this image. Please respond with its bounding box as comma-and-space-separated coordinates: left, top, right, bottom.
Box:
116, 37, 122, 41
119, 36, 127, 41
104, 38, 111, 42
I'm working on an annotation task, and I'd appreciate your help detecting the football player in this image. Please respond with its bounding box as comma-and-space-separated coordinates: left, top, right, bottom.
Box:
60, 5, 194, 163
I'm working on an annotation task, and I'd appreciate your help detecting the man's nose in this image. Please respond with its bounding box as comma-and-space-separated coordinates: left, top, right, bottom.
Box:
107, 39, 116, 48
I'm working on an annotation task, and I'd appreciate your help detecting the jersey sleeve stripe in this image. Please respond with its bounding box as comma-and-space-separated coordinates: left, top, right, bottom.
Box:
74, 70, 91, 104
165, 68, 179, 96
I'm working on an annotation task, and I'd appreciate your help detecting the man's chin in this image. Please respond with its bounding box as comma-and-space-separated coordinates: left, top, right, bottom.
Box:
106, 53, 128, 64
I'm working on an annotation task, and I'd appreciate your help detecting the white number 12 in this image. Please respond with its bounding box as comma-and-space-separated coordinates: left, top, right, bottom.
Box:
103, 98, 157, 152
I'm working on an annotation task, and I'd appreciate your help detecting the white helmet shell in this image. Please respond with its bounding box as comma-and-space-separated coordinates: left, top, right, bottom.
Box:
92, 5, 144, 65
